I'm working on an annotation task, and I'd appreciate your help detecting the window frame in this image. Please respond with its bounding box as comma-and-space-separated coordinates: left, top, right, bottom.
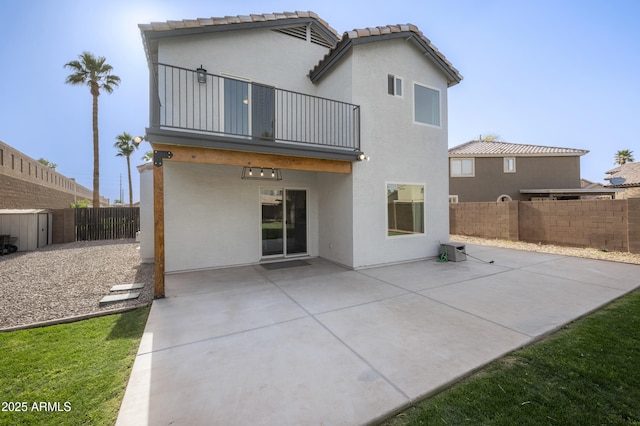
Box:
413, 82, 441, 127
450, 158, 475, 177
504, 157, 516, 173
386, 181, 425, 238
387, 74, 403, 97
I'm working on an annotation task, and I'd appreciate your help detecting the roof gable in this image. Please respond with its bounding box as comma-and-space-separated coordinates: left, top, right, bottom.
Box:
139, 11, 338, 39
139, 12, 462, 87
309, 24, 462, 86
139, 11, 340, 65
449, 140, 589, 157
604, 162, 640, 187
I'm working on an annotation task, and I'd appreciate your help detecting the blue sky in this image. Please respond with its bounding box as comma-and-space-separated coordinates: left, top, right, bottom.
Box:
1, 0, 638, 203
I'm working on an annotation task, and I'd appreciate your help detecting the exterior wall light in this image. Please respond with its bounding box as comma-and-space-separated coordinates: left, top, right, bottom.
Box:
132, 136, 144, 147
357, 153, 370, 161
196, 65, 207, 84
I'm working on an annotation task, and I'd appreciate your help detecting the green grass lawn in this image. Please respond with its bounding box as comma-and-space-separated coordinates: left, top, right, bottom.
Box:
384, 289, 640, 425
0, 307, 149, 426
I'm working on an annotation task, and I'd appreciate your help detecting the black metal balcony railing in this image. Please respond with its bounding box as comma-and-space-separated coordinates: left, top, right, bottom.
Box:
153, 64, 360, 151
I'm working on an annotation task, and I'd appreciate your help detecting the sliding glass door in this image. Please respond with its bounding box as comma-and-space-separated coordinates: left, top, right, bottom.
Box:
260, 188, 307, 257
224, 78, 275, 139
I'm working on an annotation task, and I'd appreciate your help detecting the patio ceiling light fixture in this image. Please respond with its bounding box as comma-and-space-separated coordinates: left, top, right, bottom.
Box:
196, 65, 207, 84
241, 167, 282, 181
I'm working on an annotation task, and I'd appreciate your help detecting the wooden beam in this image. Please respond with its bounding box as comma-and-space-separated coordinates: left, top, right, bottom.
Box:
155, 144, 352, 174
153, 158, 165, 298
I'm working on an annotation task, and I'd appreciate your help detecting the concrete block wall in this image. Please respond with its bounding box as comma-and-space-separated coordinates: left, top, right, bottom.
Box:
627, 198, 640, 254
0, 175, 77, 209
449, 201, 518, 241
51, 209, 76, 244
519, 200, 628, 252
0, 140, 107, 208
450, 199, 638, 254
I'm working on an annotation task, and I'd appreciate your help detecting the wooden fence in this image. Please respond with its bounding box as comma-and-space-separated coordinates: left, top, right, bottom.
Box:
74, 207, 140, 241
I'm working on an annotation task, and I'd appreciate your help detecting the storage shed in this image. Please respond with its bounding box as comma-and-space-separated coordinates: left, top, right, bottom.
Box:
0, 209, 52, 251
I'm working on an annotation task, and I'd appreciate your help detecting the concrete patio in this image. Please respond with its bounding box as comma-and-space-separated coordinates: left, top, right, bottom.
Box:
116, 244, 639, 425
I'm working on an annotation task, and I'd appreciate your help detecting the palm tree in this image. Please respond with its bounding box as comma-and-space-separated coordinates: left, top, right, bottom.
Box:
65, 52, 121, 208
114, 132, 137, 207
142, 151, 153, 163
614, 150, 634, 165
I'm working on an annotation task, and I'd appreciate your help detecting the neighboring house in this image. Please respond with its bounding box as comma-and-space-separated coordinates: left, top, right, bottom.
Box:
605, 162, 640, 199
580, 178, 614, 200
449, 140, 616, 202
581, 178, 604, 189
137, 11, 462, 296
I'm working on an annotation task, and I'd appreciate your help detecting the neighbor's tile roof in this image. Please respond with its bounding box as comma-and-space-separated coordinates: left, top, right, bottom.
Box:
604, 162, 640, 187
310, 23, 462, 86
448, 140, 589, 157
138, 11, 339, 39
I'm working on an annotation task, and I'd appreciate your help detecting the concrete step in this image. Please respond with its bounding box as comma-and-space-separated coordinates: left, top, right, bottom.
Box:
110, 283, 145, 292
99, 292, 141, 306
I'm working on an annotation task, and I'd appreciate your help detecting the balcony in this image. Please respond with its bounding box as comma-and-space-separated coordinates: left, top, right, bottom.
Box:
149, 64, 361, 161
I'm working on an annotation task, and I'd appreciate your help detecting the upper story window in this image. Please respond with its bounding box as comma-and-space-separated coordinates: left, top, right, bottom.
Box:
504, 157, 516, 173
450, 158, 474, 177
388, 74, 402, 97
414, 83, 440, 126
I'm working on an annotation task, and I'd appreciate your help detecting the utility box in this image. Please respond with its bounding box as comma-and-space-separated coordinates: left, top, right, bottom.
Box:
440, 242, 466, 262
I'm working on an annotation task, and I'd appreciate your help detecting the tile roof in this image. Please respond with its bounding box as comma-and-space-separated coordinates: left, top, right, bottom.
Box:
138, 11, 462, 87
448, 140, 589, 157
581, 178, 606, 189
138, 11, 339, 39
604, 162, 640, 187
310, 24, 462, 86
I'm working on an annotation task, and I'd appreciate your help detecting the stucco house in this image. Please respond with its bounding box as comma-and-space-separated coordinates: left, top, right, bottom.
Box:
137, 11, 462, 297
605, 162, 640, 199
449, 140, 616, 202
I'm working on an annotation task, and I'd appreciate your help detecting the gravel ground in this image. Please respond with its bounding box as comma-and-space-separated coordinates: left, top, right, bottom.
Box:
452, 235, 640, 265
0, 239, 153, 330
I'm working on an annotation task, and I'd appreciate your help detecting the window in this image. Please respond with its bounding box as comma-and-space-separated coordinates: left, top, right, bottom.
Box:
387, 74, 402, 97
504, 157, 516, 173
450, 158, 474, 177
449, 195, 459, 203
414, 83, 440, 126
387, 183, 424, 236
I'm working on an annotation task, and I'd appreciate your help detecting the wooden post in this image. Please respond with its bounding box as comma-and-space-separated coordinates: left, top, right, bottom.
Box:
153, 161, 165, 298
